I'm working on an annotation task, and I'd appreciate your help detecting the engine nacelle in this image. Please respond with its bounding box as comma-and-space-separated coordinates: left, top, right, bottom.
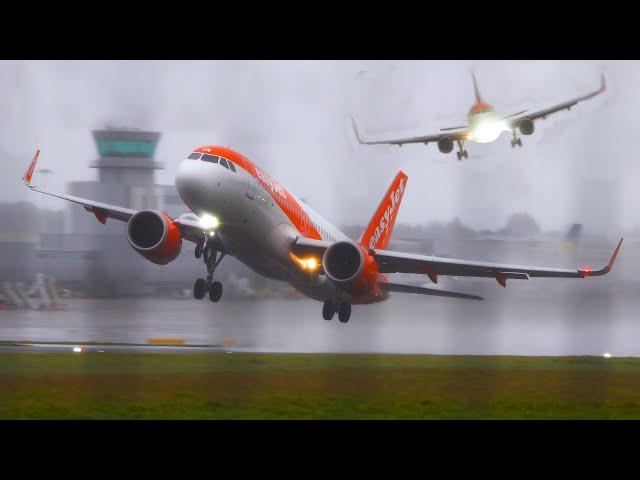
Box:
437, 136, 454, 153
323, 241, 364, 283
518, 118, 535, 135
127, 210, 182, 265
322, 241, 379, 294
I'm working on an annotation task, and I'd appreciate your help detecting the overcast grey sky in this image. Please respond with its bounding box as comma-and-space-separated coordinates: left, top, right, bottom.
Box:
1, 60, 635, 234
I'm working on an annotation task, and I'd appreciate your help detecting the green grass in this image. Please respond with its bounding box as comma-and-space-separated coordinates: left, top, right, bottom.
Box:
1, 352, 640, 419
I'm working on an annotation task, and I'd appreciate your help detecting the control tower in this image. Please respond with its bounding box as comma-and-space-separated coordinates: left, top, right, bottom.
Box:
92, 128, 163, 184
65, 127, 167, 296
69, 128, 164, 234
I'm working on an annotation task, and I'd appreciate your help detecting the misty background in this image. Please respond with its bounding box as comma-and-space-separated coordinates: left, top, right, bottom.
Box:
1, 60, 638, 356
2, 60, 635, 232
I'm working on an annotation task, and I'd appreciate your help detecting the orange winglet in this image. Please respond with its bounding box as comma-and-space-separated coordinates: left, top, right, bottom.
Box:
607, 237, 624, 271
92, 207, 107, 225
580, 237, 623, 277
23, 149, 40, 186
494, 270, 507, 288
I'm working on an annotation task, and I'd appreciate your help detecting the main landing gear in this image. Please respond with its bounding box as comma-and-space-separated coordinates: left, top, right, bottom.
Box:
456, 140, 469, 161
511, 130, 523, 148
322, 300, 351, 323
193, 237, 225, 302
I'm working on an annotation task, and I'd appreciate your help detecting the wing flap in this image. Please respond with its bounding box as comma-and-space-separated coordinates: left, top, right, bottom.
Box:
31, 187, 137, 223
379, 282, 483, 301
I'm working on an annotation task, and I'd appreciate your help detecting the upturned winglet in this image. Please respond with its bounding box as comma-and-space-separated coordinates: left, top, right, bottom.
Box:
23, 149, 40, 187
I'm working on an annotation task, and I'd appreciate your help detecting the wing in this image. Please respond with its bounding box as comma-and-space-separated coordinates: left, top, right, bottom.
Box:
508, 74, 606, 125
374, 236, 622, 287
23, 150, 208, 244
351, 116, 468, 147
291, 235, 623, 287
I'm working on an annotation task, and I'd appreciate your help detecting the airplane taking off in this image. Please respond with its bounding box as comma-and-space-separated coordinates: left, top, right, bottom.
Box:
352, 73, 606, 160
24, 147, 621, 323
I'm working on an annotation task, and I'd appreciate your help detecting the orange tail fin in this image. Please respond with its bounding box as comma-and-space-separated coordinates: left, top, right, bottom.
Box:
359, 171, 408, 250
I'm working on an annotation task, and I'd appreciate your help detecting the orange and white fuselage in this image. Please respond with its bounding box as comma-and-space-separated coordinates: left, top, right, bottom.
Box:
466, 102, 508, 143
176, 146, 398, 305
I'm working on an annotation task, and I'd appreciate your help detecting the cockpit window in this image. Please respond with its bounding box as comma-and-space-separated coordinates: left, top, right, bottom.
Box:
202, 154, 219, 164
187, 152, 201, 160
227, 160, 236, 172
219, 157, 230, 169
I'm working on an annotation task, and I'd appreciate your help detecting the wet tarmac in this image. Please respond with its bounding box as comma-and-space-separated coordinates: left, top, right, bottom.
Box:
1, 278, 639, 356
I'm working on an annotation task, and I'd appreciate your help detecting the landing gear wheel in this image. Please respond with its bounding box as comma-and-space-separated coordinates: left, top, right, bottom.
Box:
463, 150, 469, 158
194, 278, 208, 299
195, 244, 203, 259
322, 301, 336, 320
208, 281, 223, 302
338, 303, 351, 323
511, 133, 523, 148
457, 151, 462, 161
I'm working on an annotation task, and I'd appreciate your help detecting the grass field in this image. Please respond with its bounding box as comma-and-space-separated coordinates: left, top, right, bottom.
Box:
1, 351, 640, 419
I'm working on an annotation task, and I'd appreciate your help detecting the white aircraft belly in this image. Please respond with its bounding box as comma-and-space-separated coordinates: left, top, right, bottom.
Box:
179, 160, 339, 301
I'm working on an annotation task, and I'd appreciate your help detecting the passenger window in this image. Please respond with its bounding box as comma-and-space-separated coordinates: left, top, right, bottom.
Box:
227, 160, 236, 172
188, 152, 202, 160
202, 154, 219, 163
219, 157, 230, 169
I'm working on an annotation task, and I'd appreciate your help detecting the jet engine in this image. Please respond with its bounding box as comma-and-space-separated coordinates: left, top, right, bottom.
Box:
126, 210, 182, 265
518, 118, 535, 135
322, 241, 379, 293
437, 136, 454, 153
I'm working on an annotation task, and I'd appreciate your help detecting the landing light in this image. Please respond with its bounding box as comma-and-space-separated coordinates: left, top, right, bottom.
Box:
470, 120, 507, 143
72, 346, 82, 353
290, 252, 321, 272
199, 213, 219, 231
604, 352, 612, 358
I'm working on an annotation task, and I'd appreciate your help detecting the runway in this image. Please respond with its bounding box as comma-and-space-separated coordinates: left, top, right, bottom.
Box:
1, 279, 639, 356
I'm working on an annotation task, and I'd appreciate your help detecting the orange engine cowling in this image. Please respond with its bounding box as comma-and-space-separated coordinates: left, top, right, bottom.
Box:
126, 210, 182, 265
322, 241, 379, 294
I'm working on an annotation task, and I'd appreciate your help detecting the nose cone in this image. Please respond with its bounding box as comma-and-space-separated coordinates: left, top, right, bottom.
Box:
176, 159, 208, 213
175, 158, 241, 223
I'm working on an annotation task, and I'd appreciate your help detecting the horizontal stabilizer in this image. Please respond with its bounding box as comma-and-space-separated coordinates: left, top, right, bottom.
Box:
379, 282, 483, 301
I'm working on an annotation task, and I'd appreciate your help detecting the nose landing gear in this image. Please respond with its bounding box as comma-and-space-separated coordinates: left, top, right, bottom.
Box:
322, 300, 351, 323
208, 281, 223, 302
193, 237, 225, 302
